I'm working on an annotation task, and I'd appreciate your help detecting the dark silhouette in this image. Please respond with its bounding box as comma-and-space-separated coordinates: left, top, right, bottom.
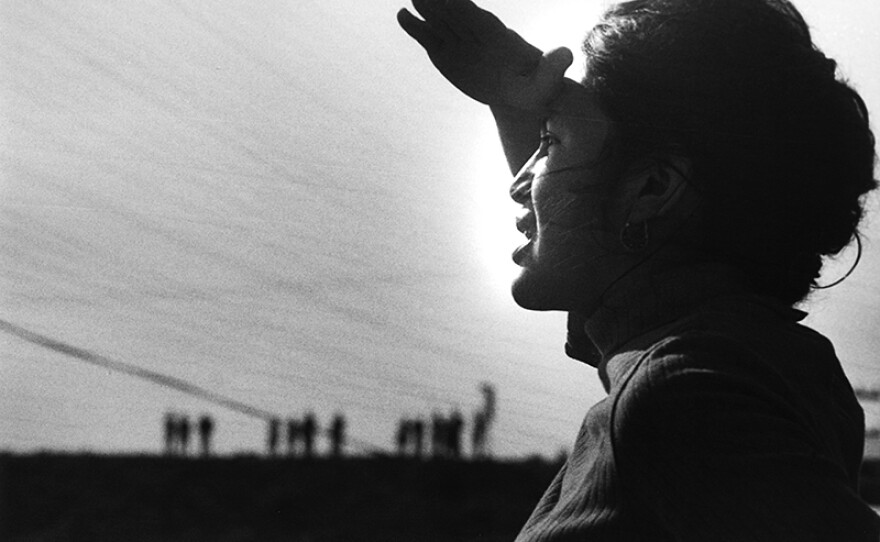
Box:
302, 412, 317, 458
472, 383, 497, 459
431, 412, 449, 459
329, 414, 346, 457
163, 412, 176, 456
267, 417, 281, 456
471, 413, 488, 459
396, 417, 427, 459
399, 0, 880, 536
448, 409, 464, 459
198, 414, 214, 457
412, 418, 425, 459
178, 415, 191, 457
286, 418, 300, 457
396, 418, 410, 456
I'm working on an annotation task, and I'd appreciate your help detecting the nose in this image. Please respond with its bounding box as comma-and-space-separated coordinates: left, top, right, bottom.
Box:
509, 164, 533, 205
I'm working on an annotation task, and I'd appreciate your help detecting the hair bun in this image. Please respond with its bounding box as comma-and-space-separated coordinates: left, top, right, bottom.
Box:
583, 0, 877, 304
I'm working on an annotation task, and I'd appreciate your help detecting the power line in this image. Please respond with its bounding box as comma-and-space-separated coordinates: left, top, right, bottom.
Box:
0, 318, 276, 420
0, 318, 386, 454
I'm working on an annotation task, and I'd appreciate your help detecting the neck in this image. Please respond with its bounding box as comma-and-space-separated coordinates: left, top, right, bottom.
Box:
583, 261, 747, 358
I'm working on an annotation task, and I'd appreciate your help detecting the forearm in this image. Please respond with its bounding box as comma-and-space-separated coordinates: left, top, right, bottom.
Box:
398, 0, 574, 175
489, 75, 583, 175
490, 105, 542, 175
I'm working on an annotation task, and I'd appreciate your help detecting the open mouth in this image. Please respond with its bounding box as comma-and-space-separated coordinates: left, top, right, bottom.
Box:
513, 208, 536, 266
516, 208, 536, 241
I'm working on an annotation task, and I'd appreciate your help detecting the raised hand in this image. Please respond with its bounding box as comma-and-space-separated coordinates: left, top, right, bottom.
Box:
397, 0, 573, 111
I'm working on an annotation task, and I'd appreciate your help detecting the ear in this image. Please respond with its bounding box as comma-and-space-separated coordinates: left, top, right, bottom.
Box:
623, 155, 693, 224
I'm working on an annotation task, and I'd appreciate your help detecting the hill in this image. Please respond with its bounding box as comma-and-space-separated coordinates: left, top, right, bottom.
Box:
4, 453, 879, 541
0, 452, 560, 542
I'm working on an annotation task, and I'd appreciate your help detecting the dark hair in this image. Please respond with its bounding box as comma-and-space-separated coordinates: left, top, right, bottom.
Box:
582, 0, 877, 304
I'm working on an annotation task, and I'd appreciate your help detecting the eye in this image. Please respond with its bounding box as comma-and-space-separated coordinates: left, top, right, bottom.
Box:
539, 116, 560, 148
539, 130, 559, 149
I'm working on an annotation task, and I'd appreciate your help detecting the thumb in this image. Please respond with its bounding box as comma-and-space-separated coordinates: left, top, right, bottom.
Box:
539, 47, 574, 79
530, 47, 574, 100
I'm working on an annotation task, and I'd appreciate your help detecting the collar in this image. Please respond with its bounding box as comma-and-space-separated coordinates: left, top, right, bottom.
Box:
585, 264, 750, 359
565, 263, 806, 368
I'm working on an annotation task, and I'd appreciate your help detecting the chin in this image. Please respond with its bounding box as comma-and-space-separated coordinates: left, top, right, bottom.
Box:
510, 271, 567, 312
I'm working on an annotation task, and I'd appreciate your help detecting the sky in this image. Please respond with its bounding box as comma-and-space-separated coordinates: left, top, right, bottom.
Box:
0, 0, 879, 458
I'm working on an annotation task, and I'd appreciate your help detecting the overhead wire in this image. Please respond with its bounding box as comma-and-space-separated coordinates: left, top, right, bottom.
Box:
0, 318, 386, 454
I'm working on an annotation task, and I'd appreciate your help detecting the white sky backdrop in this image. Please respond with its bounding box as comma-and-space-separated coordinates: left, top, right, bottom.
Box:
0, 0, 878, 458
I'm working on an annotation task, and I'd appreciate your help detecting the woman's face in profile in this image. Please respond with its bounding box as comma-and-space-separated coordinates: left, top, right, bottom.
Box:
508, 87, 623, 312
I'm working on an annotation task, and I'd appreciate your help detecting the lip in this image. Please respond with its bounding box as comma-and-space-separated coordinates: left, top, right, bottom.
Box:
513, 207, 535, 267
515, 208, 536, 240
512, 239, 533, 266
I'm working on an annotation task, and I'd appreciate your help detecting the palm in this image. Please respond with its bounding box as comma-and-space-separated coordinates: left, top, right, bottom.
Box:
398, 0, 571, 110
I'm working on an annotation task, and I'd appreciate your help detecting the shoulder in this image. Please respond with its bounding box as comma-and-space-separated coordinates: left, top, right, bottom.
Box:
604, 293, 857, 464
605, 329, 878, 540
608, 321, 845, 474
612, 294, 841, 407
614, 327, 787, 406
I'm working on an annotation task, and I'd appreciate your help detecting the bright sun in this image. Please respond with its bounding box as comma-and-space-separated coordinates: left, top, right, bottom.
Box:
466, 1, 605, 293
468, 123, 523, 292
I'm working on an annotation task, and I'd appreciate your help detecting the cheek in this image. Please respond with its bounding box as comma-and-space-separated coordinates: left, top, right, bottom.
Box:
538, 192, 623, 269
536, 186, 607, 234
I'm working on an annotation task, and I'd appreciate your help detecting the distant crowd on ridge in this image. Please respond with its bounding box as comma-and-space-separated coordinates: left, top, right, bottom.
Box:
162, 383, 497, 460
164, 412, 216, 457
396, 383, 496, 459
162, 411, 345, 459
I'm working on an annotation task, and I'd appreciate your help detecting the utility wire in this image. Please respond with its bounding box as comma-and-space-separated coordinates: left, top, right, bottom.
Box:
0, 318, 276, 419
0, 318, 386, 454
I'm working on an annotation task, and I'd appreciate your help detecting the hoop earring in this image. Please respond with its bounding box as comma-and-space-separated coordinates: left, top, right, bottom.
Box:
620, 221, 649, 252
816, 233, 863, 290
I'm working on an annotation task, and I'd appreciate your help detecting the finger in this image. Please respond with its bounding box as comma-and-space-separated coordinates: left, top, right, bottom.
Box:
411, 0, 460, 44
430, 0, 483, 44
411, 0, 444, 23
397, 8, 443, 51
444, 0, 506, 41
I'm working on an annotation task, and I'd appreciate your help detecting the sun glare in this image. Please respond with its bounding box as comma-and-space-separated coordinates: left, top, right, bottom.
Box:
466, 2, 606, 295
468, 121, 523, 293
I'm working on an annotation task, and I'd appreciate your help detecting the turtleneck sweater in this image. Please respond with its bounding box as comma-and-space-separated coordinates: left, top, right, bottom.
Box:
516, 265, 880, 541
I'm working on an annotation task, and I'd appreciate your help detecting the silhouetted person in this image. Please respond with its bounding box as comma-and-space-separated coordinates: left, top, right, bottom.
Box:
431, 412, 446, 458
472, 412, 488, 459
472, 383, 497, 458
396, 418, 410, 456
412, 418, 425, 459
178, 414, 191, 457
329, 414, 346, 458
399, 0, 880, 536
198, 414, 214, 457
286, 418, 300, 457
267, 417, 281, 456
163, 412, 176, 456
302, 412, 317, 458
448, 409, 464, 459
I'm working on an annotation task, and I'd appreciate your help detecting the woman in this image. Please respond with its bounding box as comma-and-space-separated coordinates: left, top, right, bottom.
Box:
399, 0, 879, 539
